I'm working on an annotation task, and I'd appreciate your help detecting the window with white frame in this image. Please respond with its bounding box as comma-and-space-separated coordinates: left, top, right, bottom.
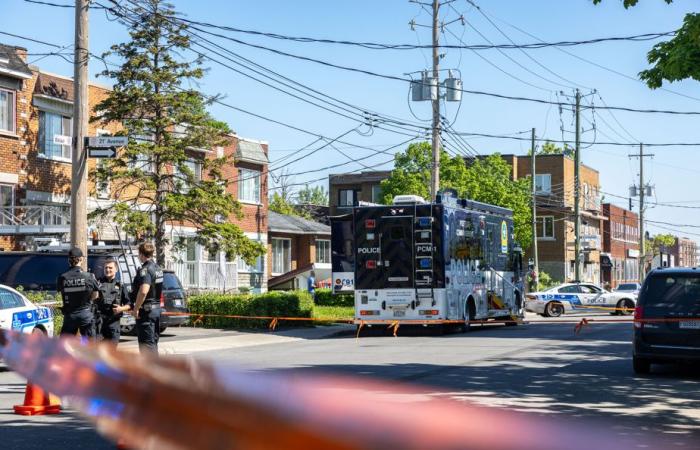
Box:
534, 174, 551, 194
536, 216, 554, 239
128, 134, 155, 172
338, 189, 356, 206
238, 168, 261, 203
95, 129, 111, 199
0, 89, 15, 133
271, 238, 291, 274
239, 255, 264, 273
316, 239, 330, 264
0, 184, 14, 225
174, 159, 203, 193
38, 111, 71, 159
371, 185, 382, 203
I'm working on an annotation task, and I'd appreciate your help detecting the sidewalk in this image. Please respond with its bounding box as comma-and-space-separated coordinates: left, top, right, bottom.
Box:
0, 324, 353, 449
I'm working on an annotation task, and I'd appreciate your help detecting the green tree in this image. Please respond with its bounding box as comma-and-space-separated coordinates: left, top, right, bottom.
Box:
91, 0, 265, 265
269, 192, 312, 219
379, 143, 532, 248
645, 233, 676, 255
297, 185, 328, 206
593, 1, 699, 88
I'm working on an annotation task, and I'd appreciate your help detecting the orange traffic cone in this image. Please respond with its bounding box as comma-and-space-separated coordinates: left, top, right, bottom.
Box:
13, 383, 61, 416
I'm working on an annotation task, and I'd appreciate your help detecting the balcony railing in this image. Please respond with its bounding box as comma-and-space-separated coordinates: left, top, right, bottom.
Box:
167, 260, 238, 292
0, 205, 71, 235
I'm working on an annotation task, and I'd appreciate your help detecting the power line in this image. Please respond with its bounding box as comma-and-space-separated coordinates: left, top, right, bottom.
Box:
451, 130, 700, 147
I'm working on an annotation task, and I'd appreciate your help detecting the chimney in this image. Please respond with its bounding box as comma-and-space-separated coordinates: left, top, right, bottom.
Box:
13, 46, 28, 62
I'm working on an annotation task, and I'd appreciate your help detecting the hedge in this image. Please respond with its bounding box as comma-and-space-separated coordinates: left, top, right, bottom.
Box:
188, 290, 314, 329
313, 288, 354, 308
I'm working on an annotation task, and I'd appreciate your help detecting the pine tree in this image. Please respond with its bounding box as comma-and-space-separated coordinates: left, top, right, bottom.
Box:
91, 0, 265, 265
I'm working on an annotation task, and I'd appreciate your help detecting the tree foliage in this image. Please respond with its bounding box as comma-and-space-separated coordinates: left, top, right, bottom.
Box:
593, 1, 699, 89
269, 192, 312, 219
379, 142, 532, 248
645, 233, 676, 255
297, 185, 329, 206
91, 0, 265, 265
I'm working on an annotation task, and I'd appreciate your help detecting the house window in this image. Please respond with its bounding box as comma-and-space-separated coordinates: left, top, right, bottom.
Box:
534, 174, 551, 194
239, 255, 264, 273
174, 159, 203, 193
38, 111, 71, 159
338, 189, 356, 207
316, 239, 330, 264
238, 168, 261, 203
536, 216, 554, 239
96, 159, 110, 199
371, 185, 382, 203
0, 184, 14, 225
271, 238, 291, 275
0, 89, 15, 133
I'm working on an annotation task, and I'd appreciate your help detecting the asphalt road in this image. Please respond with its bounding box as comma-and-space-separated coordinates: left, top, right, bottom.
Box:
1, 316, 699, 449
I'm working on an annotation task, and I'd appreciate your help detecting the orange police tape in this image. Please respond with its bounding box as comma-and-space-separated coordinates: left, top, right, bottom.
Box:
0, 328, 670, 450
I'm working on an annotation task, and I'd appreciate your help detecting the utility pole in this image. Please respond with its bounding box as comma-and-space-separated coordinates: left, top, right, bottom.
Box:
530, 128, 538, 282
430, 0, 441, 201
574, 89, 581, 282
629, 144, 653, 283
71, 0, 89, 267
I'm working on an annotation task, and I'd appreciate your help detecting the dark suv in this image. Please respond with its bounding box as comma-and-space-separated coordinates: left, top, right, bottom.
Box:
633, 268, 700, 374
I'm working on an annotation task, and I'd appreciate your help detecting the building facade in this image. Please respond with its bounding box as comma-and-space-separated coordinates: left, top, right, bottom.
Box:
601, 203, 639, 289
328, 170, 391, 216
670, 237, 698, 268
511, 154, 604, 284
0, 44, 269, 292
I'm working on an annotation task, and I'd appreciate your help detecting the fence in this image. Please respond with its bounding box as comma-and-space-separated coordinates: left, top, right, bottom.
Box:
0, 205, 70, 234
168, 260, 238, 292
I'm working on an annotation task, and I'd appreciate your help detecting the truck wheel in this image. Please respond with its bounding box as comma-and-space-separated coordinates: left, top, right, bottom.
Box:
633, 356, 651, 375
462, 299, 475, 333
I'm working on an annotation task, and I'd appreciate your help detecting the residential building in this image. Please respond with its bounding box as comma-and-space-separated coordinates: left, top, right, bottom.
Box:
0, 43, 269, 292
600, 203, 639, 289
509, 154, 604, 284
328, 170, 391, 216
670, 237, 698, 268
267, 211, 331, 291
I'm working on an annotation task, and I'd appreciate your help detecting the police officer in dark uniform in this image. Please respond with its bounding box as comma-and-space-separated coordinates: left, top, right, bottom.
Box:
96, 257, 131, 344
131, 242, 163, 354
58, 247, 99, 338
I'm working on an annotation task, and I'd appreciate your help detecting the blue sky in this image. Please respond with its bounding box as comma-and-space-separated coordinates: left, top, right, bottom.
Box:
3, 0, 700, 242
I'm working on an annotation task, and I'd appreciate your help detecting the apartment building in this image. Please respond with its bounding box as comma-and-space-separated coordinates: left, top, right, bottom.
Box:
670, 237, 698, 268
601, 203, 639, 289
328, 170, 391, 216
511, 154, 604, 284
0, 44, 268, 292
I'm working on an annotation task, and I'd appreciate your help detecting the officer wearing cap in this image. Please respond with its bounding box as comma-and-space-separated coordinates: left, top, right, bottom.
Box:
96, 258, 131, 344
131, 242, 163, 354
57, 247, 99, 338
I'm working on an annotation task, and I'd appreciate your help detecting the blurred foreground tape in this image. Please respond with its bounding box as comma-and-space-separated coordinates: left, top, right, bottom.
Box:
0, 328, 668, 450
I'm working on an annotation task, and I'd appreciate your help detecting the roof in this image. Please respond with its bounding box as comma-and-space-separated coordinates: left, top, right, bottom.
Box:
0, 44, 32, 79
294, 204, 330, 225
329, 170, 391, 184
34, 72, 73, 101
236, 140, 268, 165
268, 211, 330, 235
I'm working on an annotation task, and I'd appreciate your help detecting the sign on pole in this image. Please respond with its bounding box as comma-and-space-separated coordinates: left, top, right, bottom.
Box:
53, 135, 72, 146
86, 136, 128, 148
88, 148, 117, 158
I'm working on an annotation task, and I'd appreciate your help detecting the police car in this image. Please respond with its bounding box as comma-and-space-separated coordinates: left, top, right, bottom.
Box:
525, 282, 636, 317
0, 284, 54, 336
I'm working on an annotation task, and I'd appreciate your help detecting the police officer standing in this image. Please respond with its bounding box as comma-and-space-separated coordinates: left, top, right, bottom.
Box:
58, 247, 99, 338
131, 242, 163, 354
96, 258, 131, 344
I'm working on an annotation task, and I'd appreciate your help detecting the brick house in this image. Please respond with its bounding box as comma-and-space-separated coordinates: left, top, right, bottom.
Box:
329, 170, 391, 216
267, 211, 331, 291
0, 44, 269, 292
601, 203, 639, 289
508, 154, 604, 284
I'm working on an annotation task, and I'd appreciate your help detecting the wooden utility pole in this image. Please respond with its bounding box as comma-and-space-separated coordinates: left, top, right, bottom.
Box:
71, 0, 89, 267
629, 144, 653, 283
430, 0, 441, 201
574, 89, 581, 282
530, 128, 538, 282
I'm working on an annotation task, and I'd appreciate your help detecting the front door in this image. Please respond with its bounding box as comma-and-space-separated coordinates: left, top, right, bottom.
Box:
379, 216, 414, 289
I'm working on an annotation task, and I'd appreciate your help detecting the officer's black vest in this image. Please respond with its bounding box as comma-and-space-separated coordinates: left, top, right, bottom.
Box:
142, 260, 164, 305
60, 267, 93, 311
98, 278, 121, 315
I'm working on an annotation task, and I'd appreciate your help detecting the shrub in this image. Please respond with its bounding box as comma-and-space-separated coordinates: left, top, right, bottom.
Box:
188, 290, 314, 329
313, 288, 354, 307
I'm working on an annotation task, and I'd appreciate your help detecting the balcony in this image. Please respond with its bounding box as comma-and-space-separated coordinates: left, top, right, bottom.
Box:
0, 205, 70, 235
167, 260, 238, 292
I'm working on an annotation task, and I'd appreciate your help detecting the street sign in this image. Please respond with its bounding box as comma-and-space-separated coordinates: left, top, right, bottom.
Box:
86, 135, 128, 148
88, 147, 116, 158
53, 135, 71, 146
